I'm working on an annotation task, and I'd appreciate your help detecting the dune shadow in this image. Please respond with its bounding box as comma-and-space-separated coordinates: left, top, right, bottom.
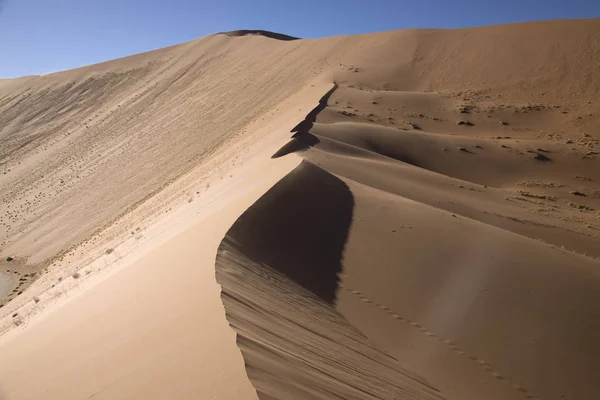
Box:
224, 160, 354, 304
219, 30, 300, 41
290, 83, 338, 133
271, 132, 320, 159
272, 83, 338, 158
534, 153, 552, 162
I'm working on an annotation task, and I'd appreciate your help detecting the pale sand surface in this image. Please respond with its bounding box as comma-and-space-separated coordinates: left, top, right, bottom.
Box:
0, 76, 330, 399
215, 20, 600, 399
0, 203, 258, 400
0, 145, 300, 400
1, 19, 600, 400
0, 273, 9, 299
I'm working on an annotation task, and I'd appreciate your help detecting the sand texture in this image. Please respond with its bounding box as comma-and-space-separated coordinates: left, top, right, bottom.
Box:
1, 19, 600, 400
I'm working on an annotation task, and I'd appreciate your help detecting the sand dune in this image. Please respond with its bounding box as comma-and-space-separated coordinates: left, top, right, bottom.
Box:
220, 29, 300, 41
215, 20, 600, 400
1, 19, 600, 400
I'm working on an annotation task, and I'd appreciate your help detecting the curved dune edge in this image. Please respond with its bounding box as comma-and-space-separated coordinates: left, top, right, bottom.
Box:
215, 162, 445, 399
215, 85, 446, 399
0, 78, 332, 399
0, 18, 599, 400
216, 76, 600, 399
218, 29, 299, 41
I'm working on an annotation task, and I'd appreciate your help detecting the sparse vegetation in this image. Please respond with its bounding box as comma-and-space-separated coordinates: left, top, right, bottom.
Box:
105, 248, 114, 255
522, 104, 545, 112
568, 202, 594, 211
72, 272, 81, 279
571, 191, 586, 197
6, 257, 13, 262
518, 191, 556, 201
458, 120, 474, 126
517, 180, 563, 188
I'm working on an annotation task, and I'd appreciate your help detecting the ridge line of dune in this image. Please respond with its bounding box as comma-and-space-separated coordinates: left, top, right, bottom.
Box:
279, 108, 600, 262
214, 83, 449, 399
217, 29, 300, 41
214, 83, 340, 399
2, 19, 600, 399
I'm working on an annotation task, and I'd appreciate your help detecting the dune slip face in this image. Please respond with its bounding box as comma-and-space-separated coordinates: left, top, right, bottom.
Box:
216, 162, 445, 399
217, 20, 600, 400
1, 18, 600, 400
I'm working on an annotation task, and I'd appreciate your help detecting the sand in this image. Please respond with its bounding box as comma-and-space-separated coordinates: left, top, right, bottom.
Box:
1, 18, 600, 400
215, 20, 600, 400
0, 272, 9, 299
0, 69, 329, 399
0, 206, 259, 400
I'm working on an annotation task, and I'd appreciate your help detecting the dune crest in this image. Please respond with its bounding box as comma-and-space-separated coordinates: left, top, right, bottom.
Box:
218, 29, 300, 41
0, 18, 599, 400
215, 19, 600, 400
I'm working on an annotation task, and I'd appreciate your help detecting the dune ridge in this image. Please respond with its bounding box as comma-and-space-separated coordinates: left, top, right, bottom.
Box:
215, 87, 449, 398
2, 19, 599, 308
218, 29, 300, 41
215, 20, 600, 400
0, 18, 599, 400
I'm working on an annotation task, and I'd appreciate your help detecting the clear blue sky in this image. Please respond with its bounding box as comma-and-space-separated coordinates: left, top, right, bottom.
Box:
1, 0, 598, 78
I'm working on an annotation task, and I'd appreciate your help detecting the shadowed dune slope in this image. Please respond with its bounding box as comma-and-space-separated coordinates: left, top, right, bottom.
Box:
300, 141, 600, 400
219, 30, 300, 41
1, 17, 600, 400
2, 19, 598, 280
216, 161, 445, 399
216, 19, 600, 400
224, 161, 351, 305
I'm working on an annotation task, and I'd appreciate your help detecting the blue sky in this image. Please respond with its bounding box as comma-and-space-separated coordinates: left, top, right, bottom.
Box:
0, 0, 598, 78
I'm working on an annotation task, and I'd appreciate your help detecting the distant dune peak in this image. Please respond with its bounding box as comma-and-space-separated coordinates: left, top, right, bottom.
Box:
218, 29, 299, 41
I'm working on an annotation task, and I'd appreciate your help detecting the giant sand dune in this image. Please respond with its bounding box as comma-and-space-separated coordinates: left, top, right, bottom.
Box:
1, 19, 600, 399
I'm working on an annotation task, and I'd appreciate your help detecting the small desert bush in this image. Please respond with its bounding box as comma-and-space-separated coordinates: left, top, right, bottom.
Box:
568, 202, 593, 211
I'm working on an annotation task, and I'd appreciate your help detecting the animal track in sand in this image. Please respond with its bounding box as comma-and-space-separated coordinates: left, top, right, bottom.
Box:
340, 284, 540, 400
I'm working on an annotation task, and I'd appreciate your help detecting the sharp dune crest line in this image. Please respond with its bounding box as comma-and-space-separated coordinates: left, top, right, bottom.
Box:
216, 20, 600, 400
0, 20, 599, 400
